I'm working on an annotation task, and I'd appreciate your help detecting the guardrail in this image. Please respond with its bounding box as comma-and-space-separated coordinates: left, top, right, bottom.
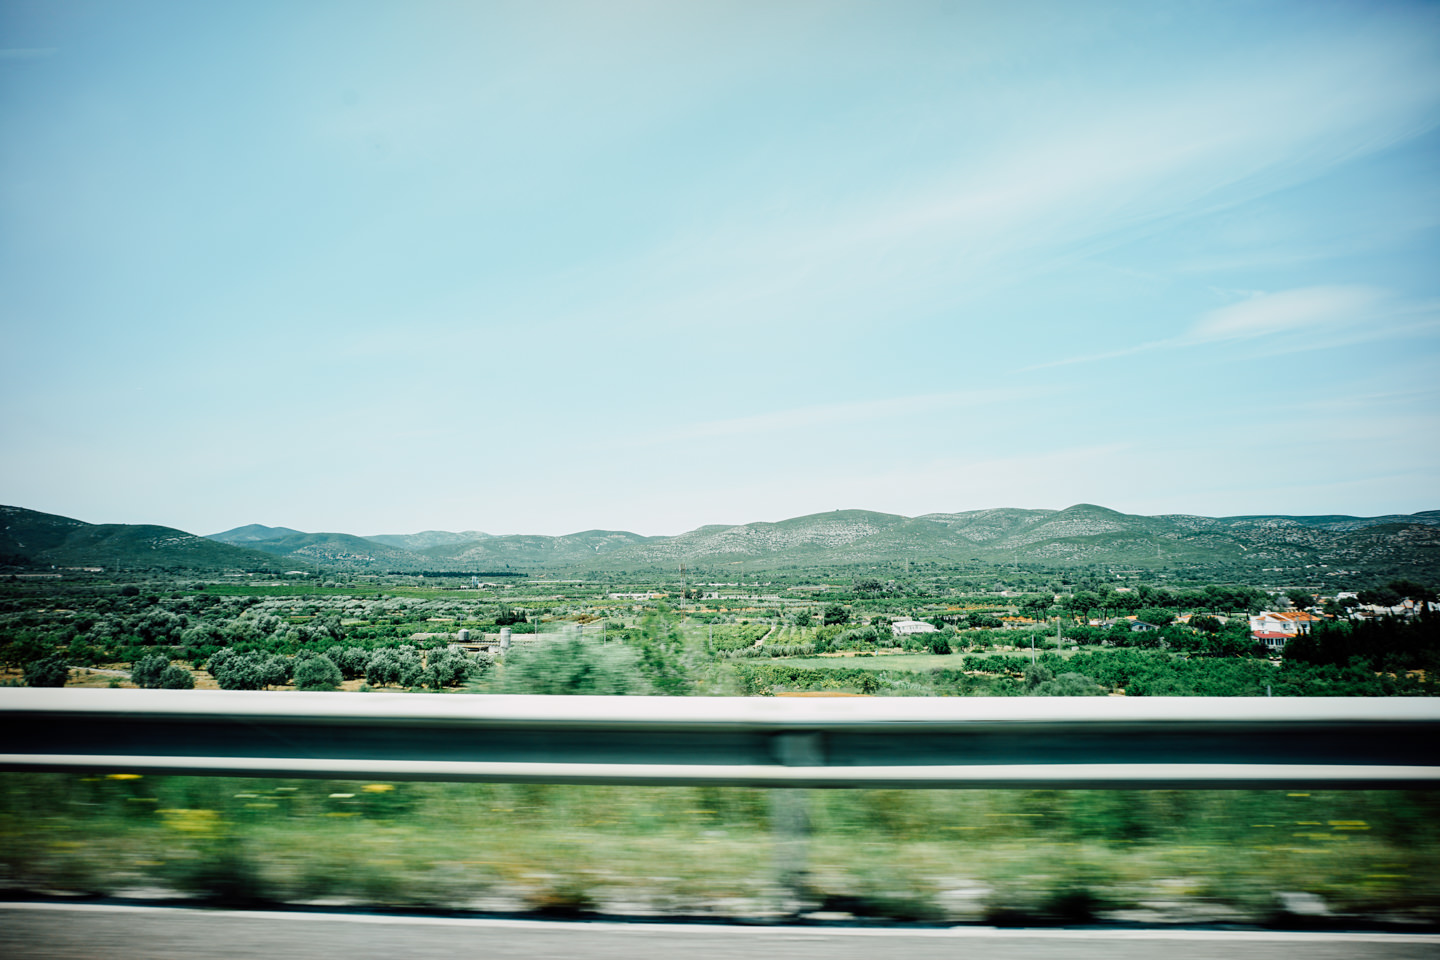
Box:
1, 689, 1437, 788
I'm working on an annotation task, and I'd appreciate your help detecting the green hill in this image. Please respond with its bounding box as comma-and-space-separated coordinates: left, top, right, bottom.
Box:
208, 523, 305, 543
413, 530, 658, 568
233, 531, 420, 570
365, 530, 491, 551
191, 504, 1440, 581
0, 506, 294, 572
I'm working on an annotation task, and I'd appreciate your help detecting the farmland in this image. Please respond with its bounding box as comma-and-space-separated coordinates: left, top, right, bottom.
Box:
1, 563, 1435, 697
2, 562, 1437, 922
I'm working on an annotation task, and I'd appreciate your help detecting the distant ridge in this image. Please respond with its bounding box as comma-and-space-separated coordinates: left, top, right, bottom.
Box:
193, 504, 1440, 580
208, 523, 305, 543
366, 530, 492, 551
4, 502, 1435, 578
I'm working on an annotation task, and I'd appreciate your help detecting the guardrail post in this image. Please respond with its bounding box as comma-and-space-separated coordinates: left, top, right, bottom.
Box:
770, 732, 823, 914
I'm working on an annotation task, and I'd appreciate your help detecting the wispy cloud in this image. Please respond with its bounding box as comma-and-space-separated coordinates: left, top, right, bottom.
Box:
1188, 286, 1384, 342
1026, 285, 1435, 370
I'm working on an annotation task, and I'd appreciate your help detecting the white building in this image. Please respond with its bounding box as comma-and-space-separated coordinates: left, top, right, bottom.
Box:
891, 619, 938, 637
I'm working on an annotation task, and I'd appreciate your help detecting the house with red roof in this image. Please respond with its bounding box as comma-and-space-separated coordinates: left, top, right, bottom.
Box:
1248, 610, 1323, 652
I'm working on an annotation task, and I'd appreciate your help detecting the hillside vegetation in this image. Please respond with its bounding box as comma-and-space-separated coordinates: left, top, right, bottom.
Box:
7, 502, 1437, 580
0, 507, 291, 573
211, 503, 1440, 581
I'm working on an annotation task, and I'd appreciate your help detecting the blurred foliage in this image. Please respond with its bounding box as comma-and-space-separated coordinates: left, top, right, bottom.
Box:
1, 772, 1436, 923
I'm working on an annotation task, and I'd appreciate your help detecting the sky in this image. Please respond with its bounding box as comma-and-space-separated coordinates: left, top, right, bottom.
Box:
1, 1, 1438, 537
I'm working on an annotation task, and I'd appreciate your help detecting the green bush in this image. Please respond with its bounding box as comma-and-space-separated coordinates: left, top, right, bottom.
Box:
1032, 672, 1107, 696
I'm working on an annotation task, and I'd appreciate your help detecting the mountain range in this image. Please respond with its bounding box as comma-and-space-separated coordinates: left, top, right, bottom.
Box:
206, 504, 1440, 581
3, 503, 1436, 582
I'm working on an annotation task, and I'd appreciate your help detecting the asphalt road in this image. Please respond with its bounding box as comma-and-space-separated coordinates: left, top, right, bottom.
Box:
2, 904, 1437, 960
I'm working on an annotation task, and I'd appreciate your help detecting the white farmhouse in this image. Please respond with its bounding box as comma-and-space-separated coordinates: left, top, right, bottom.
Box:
891, 619, 938, 637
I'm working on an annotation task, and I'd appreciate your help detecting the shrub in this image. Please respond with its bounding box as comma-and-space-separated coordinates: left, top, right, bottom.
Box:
1024, 662, 1054, 689
1031, 672, 1107, 696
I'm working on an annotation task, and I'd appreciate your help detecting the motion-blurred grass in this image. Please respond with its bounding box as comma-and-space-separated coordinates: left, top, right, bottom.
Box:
1, 773, 1436, 924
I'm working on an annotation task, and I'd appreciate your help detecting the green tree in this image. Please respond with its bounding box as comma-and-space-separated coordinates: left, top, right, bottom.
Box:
822, 603, 850, 626
258, 655, 290, 688
131, 654, 170, 688
158, 664, 195, 689
1021, 596, 1052, 619
1134, 607, 1174, 627
335, 646, 370, 679
23, 654, 69, 687
424, 649, 481, 689
209, 649, 266, 691
1286, 590, 1314, 610
294, 654, 342, 691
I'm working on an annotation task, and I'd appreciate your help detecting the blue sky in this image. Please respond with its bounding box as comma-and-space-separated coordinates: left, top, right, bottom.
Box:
2, 1, 1437, 536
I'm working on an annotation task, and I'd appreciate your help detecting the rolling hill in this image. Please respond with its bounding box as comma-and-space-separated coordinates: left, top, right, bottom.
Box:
1, 506, 295, 572
214, 531, 420, 570
195, 504, 1440, 581
365, 530, 492, 551
208, 523, 305, 543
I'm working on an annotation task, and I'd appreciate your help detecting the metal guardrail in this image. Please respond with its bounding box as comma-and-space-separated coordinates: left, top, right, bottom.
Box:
1, 689, 1437, 788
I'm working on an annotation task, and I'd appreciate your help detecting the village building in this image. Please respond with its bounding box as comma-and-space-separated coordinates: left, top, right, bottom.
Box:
1248, 610, 1324, 652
